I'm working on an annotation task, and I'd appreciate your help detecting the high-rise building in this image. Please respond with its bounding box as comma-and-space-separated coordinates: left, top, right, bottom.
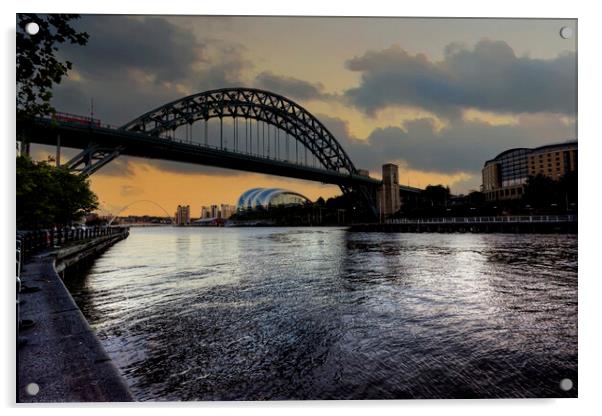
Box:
199, 203, 237, 219
482, 140, 577, 201
200, 206, 211, 219
175, 205, 190, 225
378, 163, 401, 217
220, 204, 236, 219
527, 142, 578, 181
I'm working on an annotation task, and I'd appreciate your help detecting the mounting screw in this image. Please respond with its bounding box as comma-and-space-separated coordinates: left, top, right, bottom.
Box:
25, 22, 40, 36
559, 26, 573, 39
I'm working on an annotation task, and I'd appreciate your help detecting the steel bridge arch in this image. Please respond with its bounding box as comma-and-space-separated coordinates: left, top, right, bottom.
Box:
120, 88, 377, 215
120, 88, 359, 176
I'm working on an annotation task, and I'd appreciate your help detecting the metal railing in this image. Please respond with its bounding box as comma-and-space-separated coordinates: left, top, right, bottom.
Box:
385, 215, 577, 225
16, 239, 22, 344
16, 226, 129, 264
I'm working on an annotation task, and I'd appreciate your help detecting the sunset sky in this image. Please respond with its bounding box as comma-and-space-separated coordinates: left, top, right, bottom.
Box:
31, 15, 577, 217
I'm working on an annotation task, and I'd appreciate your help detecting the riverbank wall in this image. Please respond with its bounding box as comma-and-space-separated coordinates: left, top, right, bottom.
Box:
17, 229, 133, 403
350, 218, 577, 234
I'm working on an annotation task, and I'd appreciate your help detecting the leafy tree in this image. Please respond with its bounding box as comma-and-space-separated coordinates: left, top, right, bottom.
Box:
421, 185, 451, 207
17, 14, 88, 119
523, 174, 561, 209
17, 156, 98, 229
559, 170, 578, 208
466, 190, 485, 206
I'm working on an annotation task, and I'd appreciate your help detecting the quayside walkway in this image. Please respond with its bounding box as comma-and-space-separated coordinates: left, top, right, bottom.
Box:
16, 227, 133, 402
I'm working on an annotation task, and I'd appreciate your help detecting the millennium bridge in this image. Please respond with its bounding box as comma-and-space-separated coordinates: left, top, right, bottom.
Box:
17, 87, 420, 217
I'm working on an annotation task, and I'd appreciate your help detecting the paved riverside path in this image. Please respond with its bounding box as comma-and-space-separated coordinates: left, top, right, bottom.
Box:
17, 239, 133, 402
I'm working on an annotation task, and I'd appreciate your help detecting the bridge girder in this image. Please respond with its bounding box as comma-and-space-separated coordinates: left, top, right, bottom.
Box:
120, 88, 356, 175
64, 144, 124, 176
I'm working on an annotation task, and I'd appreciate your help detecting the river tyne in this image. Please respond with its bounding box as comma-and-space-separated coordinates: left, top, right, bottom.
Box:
65, 227, 577, 400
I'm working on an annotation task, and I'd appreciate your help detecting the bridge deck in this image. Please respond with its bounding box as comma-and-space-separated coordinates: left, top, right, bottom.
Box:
19, 117, 422, 194
20, 118, 386, 188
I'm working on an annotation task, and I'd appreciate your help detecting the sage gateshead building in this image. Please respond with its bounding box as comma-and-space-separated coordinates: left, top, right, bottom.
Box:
236, 188, 311, 212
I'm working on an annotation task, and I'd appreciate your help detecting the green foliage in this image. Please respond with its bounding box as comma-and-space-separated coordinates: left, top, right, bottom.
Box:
523, 172, 578, 210
466, 190, 486, 205
523, 174, 558, 208
17, 14, 88, 118
16, 156, 98, 229
421, 184, 451, 207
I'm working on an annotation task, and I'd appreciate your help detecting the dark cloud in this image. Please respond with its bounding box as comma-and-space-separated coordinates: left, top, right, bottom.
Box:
52, 16, 252, 127
345, 40, 576, 117
62, 15, 201, 82
318, 114, 576, 176
52, 77, 183, 126
193, 43, 252, 90
254, 71, 333, 101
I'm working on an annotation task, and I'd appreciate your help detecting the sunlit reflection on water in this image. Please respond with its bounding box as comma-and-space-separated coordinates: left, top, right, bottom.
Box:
66, 227, 577, 400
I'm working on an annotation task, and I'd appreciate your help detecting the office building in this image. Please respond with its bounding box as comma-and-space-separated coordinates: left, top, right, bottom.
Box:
482, 140, 577, 201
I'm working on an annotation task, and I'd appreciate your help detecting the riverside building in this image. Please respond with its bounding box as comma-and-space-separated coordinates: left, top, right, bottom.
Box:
481, 140, 577, 201
175, 205, 190, 225
236, 188, 310, 211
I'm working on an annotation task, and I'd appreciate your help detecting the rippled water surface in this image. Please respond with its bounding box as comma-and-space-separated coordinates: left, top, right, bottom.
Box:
66, 227, 577, 400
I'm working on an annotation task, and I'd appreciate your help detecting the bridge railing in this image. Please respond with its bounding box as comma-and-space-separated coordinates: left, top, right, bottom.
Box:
385, 215, 577, 225
16, 226, 130, 265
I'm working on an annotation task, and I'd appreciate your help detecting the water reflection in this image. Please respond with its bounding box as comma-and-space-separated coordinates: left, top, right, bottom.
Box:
65, 228, 577, 400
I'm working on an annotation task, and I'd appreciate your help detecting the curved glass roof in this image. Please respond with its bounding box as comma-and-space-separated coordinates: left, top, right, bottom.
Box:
236, 188, 310, 211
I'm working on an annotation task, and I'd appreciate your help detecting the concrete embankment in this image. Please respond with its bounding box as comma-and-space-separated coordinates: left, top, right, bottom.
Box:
17, 231, 133, 403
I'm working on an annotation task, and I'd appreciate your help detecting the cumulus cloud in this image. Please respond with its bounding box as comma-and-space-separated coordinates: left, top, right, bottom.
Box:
52, 16, 252, 126
62, 16, 201, 83
193, 42, 253, 91
254, 71, 334, 102
344, 40, 576, 118
318, 113, 576, 176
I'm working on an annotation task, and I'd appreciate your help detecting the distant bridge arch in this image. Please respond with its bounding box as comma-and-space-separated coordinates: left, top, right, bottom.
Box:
107, 199, 175, 225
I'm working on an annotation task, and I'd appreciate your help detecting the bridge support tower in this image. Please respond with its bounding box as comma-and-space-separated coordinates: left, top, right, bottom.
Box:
377, 163, 401, 221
